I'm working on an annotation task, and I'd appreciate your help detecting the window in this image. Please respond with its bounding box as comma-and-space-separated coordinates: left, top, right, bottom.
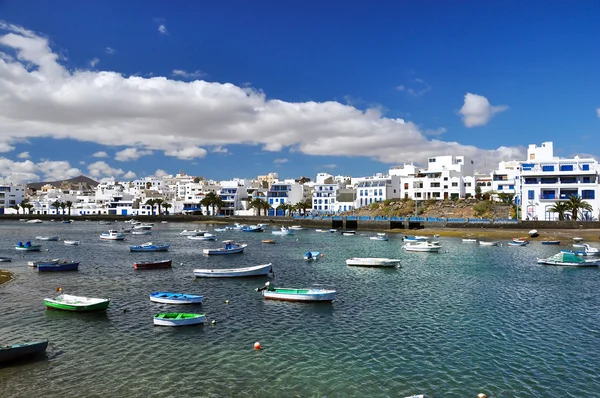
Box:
528, 190, 534, 200
583, 177, 591, 183
582, 164, 590, 171
542, 165, 555, 172
444, 177, 448, 181
498, 186, 503, 191
522, 163, 535, 171
509, 185, 514, 189
540, 178, 558, 184
269, 199, 273, 204
404, 183, 409, 189
444, 185, 448, 189
582, 190, 595, 199
431, 183, 440, 188
432, 192, 440, 198
428, 158, 436, 163
560, 165, 574, 171
524, 178, 538, 184
452, 182, 458, 187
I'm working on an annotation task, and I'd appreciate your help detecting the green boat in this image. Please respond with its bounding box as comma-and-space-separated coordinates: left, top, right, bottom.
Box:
153, 313, 205, 327
44, 294, 110, 312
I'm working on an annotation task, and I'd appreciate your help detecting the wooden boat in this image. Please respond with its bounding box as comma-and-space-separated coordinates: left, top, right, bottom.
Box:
15, 242, 41, 251
541, 240, 561, 245
262, 239, 276, 244
272, 226, 295, 235
202, 240, 247, 255
187, 233, 217, 241
153, 313, 205, 327
35, 236, 59, 241
0, 340, 48, 365
134, 259, 172, 270
346, 257, 401, 267
537, 252, 599, 267
37, 261, 79, 272
513, 238, 529, 244
257, 282, 336, 302
99, 230, 126, 240
0, 257, 12, 262
44, 294, 110, 312
402, 241, 442, 252
180, 229, 206, 236
150, 292, 203, 304
129, 242, 170, 252
193, 263, 272, 278
304, 251, 321, 260
479, 241, 499, 246
63, 240, 80, 245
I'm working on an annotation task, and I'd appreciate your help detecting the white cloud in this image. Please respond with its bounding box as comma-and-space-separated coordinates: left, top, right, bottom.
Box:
158, 24, 168, 35
92, 151, 108, 158
89, 58, 99, 68
172, 69, 206, 79
459, 93, 508, 127
87, 161, 124, 178
423, 127, 446, 136
0, 142, 15, 152
395, 85, 405, 91
211, 145, 228, 153
79, 160, 86, 165
0, 22, 524, 174
322, 163, 337, 169
153, 169, 169, 178
0, 157, 81, 183
37, 160, 82, 180
17, 151, 29, 159
123, 170, 137, 179
105, 47, 115, 55
274, 158, 288, 165
115, 147, 153, 161
596, 108, 600, 118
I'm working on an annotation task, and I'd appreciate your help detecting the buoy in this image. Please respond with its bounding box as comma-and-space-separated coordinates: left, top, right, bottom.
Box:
211, 320, 216, 325
320, 253, 325, 257
254, 341, 261, 350
477, 393, 487, 398
225, 300, 230, 304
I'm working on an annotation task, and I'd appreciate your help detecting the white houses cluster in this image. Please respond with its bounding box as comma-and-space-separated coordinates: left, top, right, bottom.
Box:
1, 141, 599, 221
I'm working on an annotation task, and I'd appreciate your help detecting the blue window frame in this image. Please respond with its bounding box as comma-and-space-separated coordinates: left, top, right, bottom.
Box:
522, 163, 534, 170
582, 164, 590, 171
528, 190, 535, 200
542, 165, 554, 172
582, 190, 595, 199
583, 177, 591, 183
269, 198, 273, 204
509, 185, 515, 189
560, 165, 573, 171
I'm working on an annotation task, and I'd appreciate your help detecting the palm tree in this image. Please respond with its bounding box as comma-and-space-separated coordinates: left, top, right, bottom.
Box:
295, 199, 312, 215
213, 197, 225, 216
51, 200, 61, 215
154, 198, 164, 215
162, 203, 172, 215
144, 199, 156, 215
248, 198, 266, 216
65, 201, 73, 216
548, 201, 569, 221
60, 202, 67, 215
10, 205, 19, 214
261, 200, 272, 216
203, 192, 219, 216
200, 196, 211, 215
277, 202, 289, 216
23, 203, 34, 214
567, 195, 593, 221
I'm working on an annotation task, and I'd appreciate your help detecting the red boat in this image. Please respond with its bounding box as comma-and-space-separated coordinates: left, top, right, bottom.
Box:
134, 259, 172, 270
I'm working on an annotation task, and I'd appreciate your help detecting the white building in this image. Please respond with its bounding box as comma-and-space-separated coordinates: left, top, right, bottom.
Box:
312, 182, 341, 213
267, 179, 305, 210
218, 179, 250, 216
354, 175, 401, 208
0, 184, 26, 213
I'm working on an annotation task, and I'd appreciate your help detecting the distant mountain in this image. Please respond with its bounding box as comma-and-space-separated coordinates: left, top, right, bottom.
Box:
27, 175, 99, 191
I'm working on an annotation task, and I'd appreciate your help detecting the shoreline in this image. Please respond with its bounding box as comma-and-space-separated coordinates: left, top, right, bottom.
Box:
389, 227, 600, 241
0, 269, 14, 285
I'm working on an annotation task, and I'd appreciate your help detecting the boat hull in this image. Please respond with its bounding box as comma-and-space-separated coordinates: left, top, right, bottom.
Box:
263, 289, 336, 302
153, 313, 205, 326
134, 259, 172, 269
346, 257, 401, 267
0, 340, 48, 364
37, 262, 79, 272
202, 245, 246, 255
63, 240, 80, 245
541, 241, 561, 245
44, 298, 110, 312
129, 245, 170, 252
193, 263, 272, 278
150, 292, 203, 304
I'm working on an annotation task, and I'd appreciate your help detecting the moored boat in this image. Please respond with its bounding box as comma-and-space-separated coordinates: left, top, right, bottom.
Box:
180, 229, 206, 236
202, 240, 247, 255
26, 219, 42, 224
187, 233, 217, 241
537, 252, 599, 267
507, 241, 528, 246
15, 241, 41, 251
529, 229, 539, 238
262, 239, 276, 244
63, 240, 80, 245
0, 340, 48, 365
370, 234, 388, 241
346, 257, 401, 267
99, 230, 126, 240
150, 292, 203, 304
290, 225, 306, 230
304, 251, 321, 260
131, 230, 152, 236
541, 240, 561, 245
193, 263, 272, 278
37, 261, 79, 272
129, 242, 170, 252
44, 293, 110, 312
35, 236, 59, 241
242, 225, 265, 232
272, 226, 295, 236
403, 235, 428, 242
0, 256, 12, 262
402, 241, 442, 252
479, 241, 500, 246
134, 259, 172, 270
153, 313, 205, 327
462, 238, 477, 243
256, 282, 336, 302
573, 237, 584, 242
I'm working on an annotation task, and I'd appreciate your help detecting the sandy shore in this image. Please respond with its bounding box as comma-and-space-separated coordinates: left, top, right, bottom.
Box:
0, 269, 14, 285
386, 228, 600, 242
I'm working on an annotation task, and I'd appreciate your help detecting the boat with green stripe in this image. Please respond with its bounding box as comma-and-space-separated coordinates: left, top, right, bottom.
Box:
256, 282, 336, 302
153, 313, 205, 326
44, 294, 110, 312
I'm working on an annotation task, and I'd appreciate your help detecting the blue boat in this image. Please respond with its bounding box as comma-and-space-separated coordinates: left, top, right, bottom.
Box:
541, 240, 561, 245
37, 261, 79, 272
304, 251, 321, 260
0, 340, 48, 365
149, 292, 203, 304
242, 225, 265, 232
129, 242, 170, 252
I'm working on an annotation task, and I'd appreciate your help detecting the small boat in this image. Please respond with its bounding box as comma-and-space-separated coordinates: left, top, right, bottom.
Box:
541, 240, 561, 245
28, 259, 60, 267
342, 232, 355, 236
507, 241, 528, 246
0, 257, 12, 262
187, 233, 217, 241
214, 228, 227, 232
0, 340, 48, 365
370, 234, 388, 241
15, 241, 42, 251
203, 240, 247, 255
581, 243, 600, 256
479, 241, 499, 246
37, 261, 80, 272
537, 252, 599, 267
26, 219, 43, 224
99, 230, 126, 240
256, 282, 336, 302
402, 241, 442, 252
230, 223, 245, 231
512, 238, 529, 244
328, 229, 337, 233
180, 229, 206, 236
529, 229, 539, 238
161, 221, 168, 224
61, 219, 73, 224
304, 251, 321, 260
129, 242, 170, 252
315, 229, 327, 233
153, 313, 205, 327
272, 226, 295, 236
150, 292, 203, 304
44, 293, 110, 312
193, 263, 272, 278
131, 230, 152, 236
403, 235, 428, 242
290, 225, 306, 230
340, 230, 356, 235
462, 238, 477, 243
35, 236, 59, 241
346, 257, 401, 267
132, 224, 153, 230
262, 239, 276, 244
99, 221, 113, 225
242, 225, 265, 232
134, 259, 172, 270
63, 240, 80, 245
573, 237, 584, 242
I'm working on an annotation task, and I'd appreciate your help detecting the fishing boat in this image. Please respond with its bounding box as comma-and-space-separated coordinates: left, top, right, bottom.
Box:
272, 226, 295, 236
0, 340, 48, 365
256, 282, 336, 302
304, 251, 321, 260
150, 292, 203, 304
262, 239, 276, 244
35, 236, 59, 241
462, 238, 477, 243
575, 243, 600, 256
402, 241, 442, 252
63, 240, 80, 245
541, 240, 561, 245
537, 252, 599, 267
15, 241, 42, 251
290, 225, 306, 230
129, 242, 170, 252
512, 238, 529, 244
180, 229, 206, 236
340, 230, 356, 235
202, 240, 247, 255
134, 259, 172, 269
370, 234, 388, 241
345, 257, 401, 267
479, 241, 500, 246
132, 224, 153, 231
193, 263, 273, 278
187, 233, 217, 241
0, 257, 12, 262
99, 230, 126, 240
44, 293, 110, 312
214, 228, 227, 232
153, 313, 205, 327
37, 261, 80, 272
529, 229, 539, 238
242, 225, 265, 232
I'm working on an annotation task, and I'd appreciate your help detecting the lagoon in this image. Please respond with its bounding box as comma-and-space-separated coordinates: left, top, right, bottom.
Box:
0, 220, 599, 397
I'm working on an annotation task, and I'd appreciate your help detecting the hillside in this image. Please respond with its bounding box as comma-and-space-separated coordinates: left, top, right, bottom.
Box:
27, 175, 99, 191
348, 198, 514, 219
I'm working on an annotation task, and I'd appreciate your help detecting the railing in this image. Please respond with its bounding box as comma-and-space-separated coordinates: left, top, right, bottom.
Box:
359, 216, 372, 221
408, 217, 425, 222
426, 217, 445, 222
346, 216, 358, 220
468, 218, 491, 223
446, 218, 466, 223
374, 216, 389, 221
332, 216, 343, 220
390, 216, 405, 221
494, 218, 518, 224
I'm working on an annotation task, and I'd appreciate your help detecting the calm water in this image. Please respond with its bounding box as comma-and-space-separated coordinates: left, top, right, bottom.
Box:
1, 220, 599, 397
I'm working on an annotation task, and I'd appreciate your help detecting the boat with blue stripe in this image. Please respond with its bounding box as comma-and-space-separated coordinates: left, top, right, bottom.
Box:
149, 292, 203, 304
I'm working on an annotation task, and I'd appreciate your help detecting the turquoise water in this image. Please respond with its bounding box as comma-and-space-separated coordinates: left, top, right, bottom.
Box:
1, 221, 599, 397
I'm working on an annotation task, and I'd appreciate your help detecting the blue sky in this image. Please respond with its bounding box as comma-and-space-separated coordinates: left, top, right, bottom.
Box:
0, 0, 599, 183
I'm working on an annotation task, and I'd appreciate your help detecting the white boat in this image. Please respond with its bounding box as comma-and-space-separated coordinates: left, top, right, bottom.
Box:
402, 241, 442, 252
529, 229, 539, 237
193, 263, 273, 278
315, 229, 327, 233
507, 241, 527, 246
26, 219, 43, 224
582, 243, 600, 256
342, 232, 355, 236
290, 225, 306, 230
231, 223, 245, 231
346, 257, 401, 267
149, 292, 203, 304
133, 224, 153, 231
370, 234, 388, 241
131, 230, 152, 235
538, 252, 599, 267
99, 230, 126, 240
462, 238, 477, 243
28, 258, 60, 267
36, 236, 59, 241
187, 233, 217, 241
153, 313, 205, 327
257, 282, 336, 302
479, 241, 499, 246
272, 226, 295, 236
180, 229, 206, 236
214, 228, 227, 232
63, 240, 81, 246
573, 237, 584, 242
161, 221, 168, 224
304, 251, 321, 260
403, 235, 429, 242
202, 240, 247, 255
